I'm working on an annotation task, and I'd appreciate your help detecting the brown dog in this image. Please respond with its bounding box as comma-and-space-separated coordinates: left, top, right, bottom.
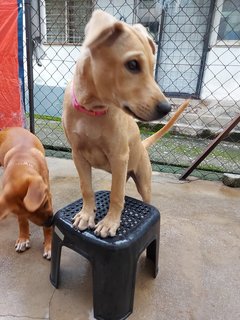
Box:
0, 127, 53, 259
63, 10, 189, 238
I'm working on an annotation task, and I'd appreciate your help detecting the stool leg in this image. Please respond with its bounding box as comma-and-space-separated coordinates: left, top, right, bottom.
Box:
50, 230, 63, 288
92, 253, 138, 320
146, 237, 159, 278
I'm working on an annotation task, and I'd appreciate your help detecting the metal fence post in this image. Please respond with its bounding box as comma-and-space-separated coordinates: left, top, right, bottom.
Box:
24, 0, 35, 134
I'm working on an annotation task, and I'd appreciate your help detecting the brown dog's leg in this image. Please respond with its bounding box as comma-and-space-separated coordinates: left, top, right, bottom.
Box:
95, 154, 128, 238
72, 152, 96, 230
43, 226, 52, 260
15, 216, 30, 252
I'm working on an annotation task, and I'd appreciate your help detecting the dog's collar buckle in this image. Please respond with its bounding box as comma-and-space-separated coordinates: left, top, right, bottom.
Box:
71, 83, 107, 117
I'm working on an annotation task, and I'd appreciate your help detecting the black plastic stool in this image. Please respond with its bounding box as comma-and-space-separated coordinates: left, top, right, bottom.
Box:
50, 191, 160, 320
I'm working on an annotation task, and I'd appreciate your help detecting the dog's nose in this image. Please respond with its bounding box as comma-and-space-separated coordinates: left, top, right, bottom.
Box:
43, 216, 54, 228
156, 101, 172, 118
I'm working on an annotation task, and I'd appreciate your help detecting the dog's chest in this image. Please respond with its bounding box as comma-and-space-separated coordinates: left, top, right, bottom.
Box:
74, 119, 102, 140
73, 119, 111, 171
83, 148, 110, 171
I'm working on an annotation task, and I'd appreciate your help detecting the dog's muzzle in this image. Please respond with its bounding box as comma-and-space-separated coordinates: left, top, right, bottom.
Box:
43, 216, 54, 228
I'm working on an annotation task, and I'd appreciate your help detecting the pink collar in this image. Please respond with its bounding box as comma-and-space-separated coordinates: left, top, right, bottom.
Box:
71, 83, 107, 117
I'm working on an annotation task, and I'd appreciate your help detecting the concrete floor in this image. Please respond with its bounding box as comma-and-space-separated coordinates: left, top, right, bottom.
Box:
0, 157, 240, 320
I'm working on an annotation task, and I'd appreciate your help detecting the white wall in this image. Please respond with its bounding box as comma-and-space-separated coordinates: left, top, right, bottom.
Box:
201, 0, 240, 102
29, 45, 80, 117
33, 45, 80, 87
201, 46, 240, 101
95, 0, 134, 23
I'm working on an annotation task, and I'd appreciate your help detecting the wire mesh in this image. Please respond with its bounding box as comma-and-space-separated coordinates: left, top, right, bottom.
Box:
24, 0, 240, 180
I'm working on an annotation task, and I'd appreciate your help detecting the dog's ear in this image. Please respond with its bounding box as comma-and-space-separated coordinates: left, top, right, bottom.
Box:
132, 24, 156, 55
23, 177, 47, 212
84, 9, 124, 49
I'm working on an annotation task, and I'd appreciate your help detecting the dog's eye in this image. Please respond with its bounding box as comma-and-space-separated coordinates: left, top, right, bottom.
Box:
125, 60, 141, 73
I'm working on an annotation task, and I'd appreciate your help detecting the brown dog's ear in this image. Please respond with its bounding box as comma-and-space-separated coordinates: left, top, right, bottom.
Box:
132, 24, 156, 55
84, 9, 123, 49
23, 177, 47, 212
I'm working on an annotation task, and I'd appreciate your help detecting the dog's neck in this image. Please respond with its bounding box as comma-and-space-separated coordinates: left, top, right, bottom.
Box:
3, 147, 43, 171
71, 81, 108, 117
10, 161, 35, 169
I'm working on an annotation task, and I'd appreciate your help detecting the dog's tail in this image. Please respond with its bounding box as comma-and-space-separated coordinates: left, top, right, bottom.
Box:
142, 99, 190, 149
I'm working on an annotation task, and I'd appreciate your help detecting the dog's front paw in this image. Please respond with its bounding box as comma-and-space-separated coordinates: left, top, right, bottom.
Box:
43, 248, 51, 260
15, 238, 30, 252
43, 246, 51, 260
94, 216, 120, 238
73, 210, 96, 230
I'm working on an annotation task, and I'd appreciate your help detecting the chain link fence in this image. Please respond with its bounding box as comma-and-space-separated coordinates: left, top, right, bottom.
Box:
24, 0, 240, 180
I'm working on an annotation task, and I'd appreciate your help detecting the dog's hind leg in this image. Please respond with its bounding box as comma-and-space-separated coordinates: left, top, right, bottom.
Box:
131, 157, 152, 204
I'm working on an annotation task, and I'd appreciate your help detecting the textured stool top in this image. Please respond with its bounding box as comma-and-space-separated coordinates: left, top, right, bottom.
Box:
55, 191, 160, 241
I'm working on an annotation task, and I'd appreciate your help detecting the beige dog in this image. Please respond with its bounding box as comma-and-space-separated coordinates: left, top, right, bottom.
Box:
0, 127, 53, 259
63, 10, 189, 238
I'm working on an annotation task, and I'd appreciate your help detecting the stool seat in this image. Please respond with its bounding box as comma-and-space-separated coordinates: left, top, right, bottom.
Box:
50, 191, 160, 320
